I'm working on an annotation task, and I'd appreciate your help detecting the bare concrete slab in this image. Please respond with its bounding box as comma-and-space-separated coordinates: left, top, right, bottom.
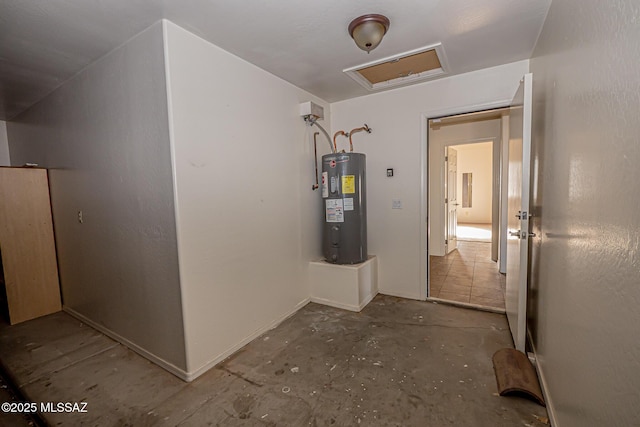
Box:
22, 345, 188, 426
0, 296, 549, 426
0, 312, 117, 387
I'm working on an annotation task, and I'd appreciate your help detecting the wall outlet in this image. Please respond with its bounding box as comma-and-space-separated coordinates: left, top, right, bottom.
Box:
392, 199, 402, 209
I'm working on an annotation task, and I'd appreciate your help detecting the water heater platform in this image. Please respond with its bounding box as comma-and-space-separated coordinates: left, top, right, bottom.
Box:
309, 256, 378, 312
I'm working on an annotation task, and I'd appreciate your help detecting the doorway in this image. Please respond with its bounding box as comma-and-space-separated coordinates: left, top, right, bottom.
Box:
452, 141, 494, 243
426, 108, 508, 310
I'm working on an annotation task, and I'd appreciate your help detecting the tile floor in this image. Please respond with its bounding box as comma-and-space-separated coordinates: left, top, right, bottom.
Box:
0, 295, 548, 426
456, 223, 492, 242
429, 241, 506, 310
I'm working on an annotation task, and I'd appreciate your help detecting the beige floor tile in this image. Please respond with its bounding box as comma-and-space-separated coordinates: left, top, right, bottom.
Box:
431, 264, 450, 275
471, 296, 505, 308
447, 269, 474, 280
434, 241, 506, 310
473, 264, 499, 273
437, 291, 471, 304
471, 287, 505, 300
443, 275, 473, 287
473, 271, 503, 281
430, 274, 447, 285
450, 264, 475, 275
440, 283, 472, 296
472, 278, 503, 289
430, 256, 453, 266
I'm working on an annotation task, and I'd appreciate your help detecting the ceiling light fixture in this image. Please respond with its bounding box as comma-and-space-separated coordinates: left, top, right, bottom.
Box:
348, 14, 390, 53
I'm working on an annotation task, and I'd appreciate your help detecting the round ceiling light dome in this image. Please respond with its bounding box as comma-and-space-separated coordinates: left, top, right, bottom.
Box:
348, 14, 390, 53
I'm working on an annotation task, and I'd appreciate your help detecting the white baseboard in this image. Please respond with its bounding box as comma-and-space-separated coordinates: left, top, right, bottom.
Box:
357, 291, 377, 311
63, 306, 191, 381
65, 298, 311, 383
184, 297, 311, 382
310, 291, 377, 312
380, 289, 423, 301
527, 329, 558, 427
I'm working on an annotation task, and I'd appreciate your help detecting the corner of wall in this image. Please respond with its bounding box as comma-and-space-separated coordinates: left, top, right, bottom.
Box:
160, 17, 191, 374
0, 121, 10, 166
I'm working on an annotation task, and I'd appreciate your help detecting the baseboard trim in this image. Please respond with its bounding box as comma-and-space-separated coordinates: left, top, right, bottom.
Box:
527, 329, 558, 427
310, 291, 377, 312
358, 291, 377, 311
379, 289, 422, 301
184, 297, 311, 382
63, 306, 191, 381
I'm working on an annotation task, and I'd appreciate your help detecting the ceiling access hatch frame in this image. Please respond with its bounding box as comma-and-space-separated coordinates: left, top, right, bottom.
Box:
343, 43, 449, 91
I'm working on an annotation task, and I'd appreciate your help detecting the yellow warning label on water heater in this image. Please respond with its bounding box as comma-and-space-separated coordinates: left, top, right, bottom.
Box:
342, 175, 355, 194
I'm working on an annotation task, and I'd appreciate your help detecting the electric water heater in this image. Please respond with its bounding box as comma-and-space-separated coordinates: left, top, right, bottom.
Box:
321, 153, 367, 264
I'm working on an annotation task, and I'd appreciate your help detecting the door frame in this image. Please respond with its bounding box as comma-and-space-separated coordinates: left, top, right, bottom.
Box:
420, 99, 510, 300
445, 146, 458, 254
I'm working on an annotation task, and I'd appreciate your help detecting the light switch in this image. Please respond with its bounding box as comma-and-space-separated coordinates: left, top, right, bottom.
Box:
392, 199, 402, 209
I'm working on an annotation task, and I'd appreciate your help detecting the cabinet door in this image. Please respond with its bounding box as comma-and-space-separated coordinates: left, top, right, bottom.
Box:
0, 168, 61, 324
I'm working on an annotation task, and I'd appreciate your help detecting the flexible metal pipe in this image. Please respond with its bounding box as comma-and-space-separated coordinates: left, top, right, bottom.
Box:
305, 116, 334, 153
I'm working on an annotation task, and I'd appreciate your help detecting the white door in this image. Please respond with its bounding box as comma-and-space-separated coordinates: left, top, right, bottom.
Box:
506, 74, 533, 352
445, 147, 458, 254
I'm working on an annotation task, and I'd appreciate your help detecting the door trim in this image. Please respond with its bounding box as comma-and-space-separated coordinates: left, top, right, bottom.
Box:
420, 99, 510, 300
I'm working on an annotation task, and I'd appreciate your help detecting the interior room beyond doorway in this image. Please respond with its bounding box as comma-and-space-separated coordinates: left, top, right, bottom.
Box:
457, 223, 492, 242
427, 108, 507, 311
453, 141, 493, 244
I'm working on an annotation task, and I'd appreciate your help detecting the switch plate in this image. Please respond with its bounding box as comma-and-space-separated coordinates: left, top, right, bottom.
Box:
392, 199, 402, 209
387, 168, 394, 177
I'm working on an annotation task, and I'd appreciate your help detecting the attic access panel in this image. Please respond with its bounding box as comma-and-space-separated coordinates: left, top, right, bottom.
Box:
344, 43, 448, 91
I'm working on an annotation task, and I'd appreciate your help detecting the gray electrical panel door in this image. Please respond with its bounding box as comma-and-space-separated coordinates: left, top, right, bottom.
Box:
321, 153, 367, 264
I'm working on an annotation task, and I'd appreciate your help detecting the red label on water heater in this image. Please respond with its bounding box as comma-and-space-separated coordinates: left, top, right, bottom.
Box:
330, 160, 336, 168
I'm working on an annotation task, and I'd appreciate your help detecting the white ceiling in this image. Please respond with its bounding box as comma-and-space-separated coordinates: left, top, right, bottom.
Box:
0, 0, 551, 120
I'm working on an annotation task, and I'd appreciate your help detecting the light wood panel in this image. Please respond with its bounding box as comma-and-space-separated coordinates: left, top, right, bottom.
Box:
0, 167, 61, 324
357, 49, 442, 84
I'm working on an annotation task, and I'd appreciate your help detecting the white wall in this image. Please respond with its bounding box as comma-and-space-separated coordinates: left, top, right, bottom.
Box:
455, 142, 493, 224
6, 22, 187, 372
331, 63, 526, 299
429, 120, 501, 255
529, 0, 640, 425
0, 121, 9, 165
163, 21, 330, 376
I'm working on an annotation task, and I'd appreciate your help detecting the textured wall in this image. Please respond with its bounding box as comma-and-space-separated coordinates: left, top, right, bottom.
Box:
163, 21, 329, 375
7, 22, 186, 371
529, 0, 640, 425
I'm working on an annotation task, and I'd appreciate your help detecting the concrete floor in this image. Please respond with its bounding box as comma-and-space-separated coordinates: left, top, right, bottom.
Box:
0, 295, 548, 426
0, 368, 39, 426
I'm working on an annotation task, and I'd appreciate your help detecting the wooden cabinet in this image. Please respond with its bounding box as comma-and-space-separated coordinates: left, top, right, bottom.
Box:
0, 167, 61, 324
